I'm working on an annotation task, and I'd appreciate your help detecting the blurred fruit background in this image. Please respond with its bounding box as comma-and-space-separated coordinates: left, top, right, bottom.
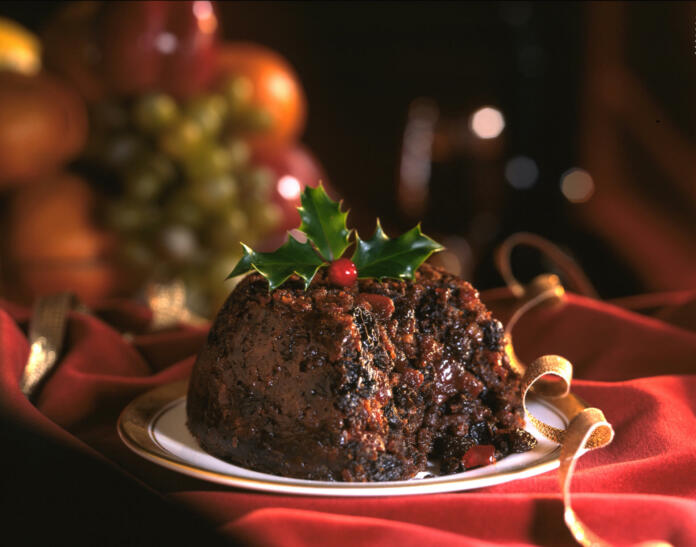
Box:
0, 2, 694, 316
0, 1, 328, 316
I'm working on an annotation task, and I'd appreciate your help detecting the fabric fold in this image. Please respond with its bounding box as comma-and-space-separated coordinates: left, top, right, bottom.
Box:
1, 291, 695, 546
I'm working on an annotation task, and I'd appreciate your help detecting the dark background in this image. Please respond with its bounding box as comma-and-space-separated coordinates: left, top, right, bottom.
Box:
2, 1, 694, 298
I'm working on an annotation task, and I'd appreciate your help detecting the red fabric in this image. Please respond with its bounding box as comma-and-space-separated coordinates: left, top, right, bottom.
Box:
2, 291, 696, 546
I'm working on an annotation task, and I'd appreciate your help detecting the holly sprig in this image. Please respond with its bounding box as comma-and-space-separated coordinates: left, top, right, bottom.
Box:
227, 183, 443, 290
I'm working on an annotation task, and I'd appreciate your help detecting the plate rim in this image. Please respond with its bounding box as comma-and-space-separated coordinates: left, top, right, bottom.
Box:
118, 380, 571, 496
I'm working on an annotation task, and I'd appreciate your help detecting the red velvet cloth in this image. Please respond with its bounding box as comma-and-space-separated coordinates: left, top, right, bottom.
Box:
2, 290, 696, 546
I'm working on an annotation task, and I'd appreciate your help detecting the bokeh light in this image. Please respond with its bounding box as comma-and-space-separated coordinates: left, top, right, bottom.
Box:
398, 98, 438, 219
269, 73, 294, 101
277, 175, 302, 200
560, 168, 594, 203
155, 32, 178, 54
505, 155, 539, 189
193, 1, 218, 35
159, 224, 198, 261
0, 18, 41, 75
469, 107, 505, 139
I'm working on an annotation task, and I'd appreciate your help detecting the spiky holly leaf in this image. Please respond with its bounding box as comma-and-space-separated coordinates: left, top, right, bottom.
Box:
352, 220, 443, 280
226, 237, 326, 290
298, 183, 351, 261
226, 243, 255, 278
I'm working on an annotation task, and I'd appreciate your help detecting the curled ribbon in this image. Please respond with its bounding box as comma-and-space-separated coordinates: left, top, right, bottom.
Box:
521, 355, 615, 546
499, 233, 672, 547
521, 356, 670, 547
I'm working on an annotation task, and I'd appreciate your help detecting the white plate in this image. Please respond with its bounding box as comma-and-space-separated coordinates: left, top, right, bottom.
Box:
118, 381, 566, 496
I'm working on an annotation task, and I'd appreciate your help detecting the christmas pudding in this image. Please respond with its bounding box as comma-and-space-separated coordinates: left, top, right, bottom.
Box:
186, 185, 535, 481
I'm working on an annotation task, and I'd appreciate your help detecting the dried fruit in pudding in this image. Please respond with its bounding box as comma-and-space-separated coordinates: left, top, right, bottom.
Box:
186, 185, 535, 481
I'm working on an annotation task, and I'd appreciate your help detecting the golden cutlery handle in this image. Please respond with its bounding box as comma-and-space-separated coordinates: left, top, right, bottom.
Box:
20, 292, 78, 401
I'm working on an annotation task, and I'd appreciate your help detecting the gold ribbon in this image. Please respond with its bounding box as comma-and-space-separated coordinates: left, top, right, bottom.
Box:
498, 233, 672, 547
494, 232, 599, 299
521, 358, 669, 547
521, 355, 615, 546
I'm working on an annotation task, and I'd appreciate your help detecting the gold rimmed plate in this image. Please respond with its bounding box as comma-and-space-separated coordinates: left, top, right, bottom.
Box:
118, 381, 567, 496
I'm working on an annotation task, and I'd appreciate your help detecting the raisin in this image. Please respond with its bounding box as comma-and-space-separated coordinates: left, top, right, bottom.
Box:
469, 421, 493, 445
482, 319, 504, 351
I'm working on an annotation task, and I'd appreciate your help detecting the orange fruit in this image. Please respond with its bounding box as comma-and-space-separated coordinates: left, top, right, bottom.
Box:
215, 42, 306, 151
0, 17, 42, 75
0, 71, 88, 186
3, 173, 124, 304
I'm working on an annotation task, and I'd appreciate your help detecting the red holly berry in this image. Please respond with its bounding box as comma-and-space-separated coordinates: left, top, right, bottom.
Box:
328, 258, 357, 287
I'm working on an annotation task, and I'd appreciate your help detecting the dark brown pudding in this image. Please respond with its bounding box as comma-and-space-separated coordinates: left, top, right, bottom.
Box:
186, 264, 535, 481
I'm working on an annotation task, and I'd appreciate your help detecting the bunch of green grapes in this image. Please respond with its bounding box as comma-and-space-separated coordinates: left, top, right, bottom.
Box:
84, 77, 283, 316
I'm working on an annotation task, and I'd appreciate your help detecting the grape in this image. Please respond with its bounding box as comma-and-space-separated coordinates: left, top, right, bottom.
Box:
226, 138, 250, 169
158, 224, 200, 262
106, 200, 160, 232
183, 145, 233, 181
119, 238, 155, 270
166, 191, 206, 228
123, 168, 162, 202
222, 208, 249, 233
190, 174, 238, 211
90, 85, 286, 317
147, 153, 177, 182
240, 166, 274, 200
186, 94, 228, 137
158, 118, 204, 159
242, 107, 273, 132
123, 152, 176, 201
208, 252, 243, 283
221, 75, 254, 114
208, 208, 249, 250
101, 133, 148, 170
133, 93, 179, 133
255, 202, 283, 233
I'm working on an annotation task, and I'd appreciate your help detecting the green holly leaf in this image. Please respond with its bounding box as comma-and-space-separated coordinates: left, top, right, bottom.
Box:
227, 237, 326, 290
352, 220, 443, 280
226, 185, 444, 291
226, 243, 255, 279
298, 183, 351, 261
